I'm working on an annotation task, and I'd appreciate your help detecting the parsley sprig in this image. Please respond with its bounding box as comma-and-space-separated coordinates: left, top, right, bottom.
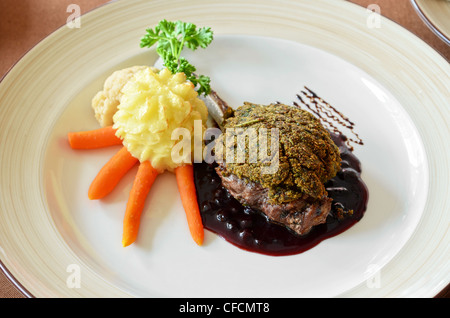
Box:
140, 20, 214, 96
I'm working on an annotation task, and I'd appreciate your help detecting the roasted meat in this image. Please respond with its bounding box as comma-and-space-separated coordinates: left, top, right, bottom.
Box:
214, 102, 341, 235
216, 165, 332, 235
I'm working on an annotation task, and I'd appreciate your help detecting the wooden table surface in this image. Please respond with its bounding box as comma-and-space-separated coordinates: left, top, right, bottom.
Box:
0, 0, 448, 298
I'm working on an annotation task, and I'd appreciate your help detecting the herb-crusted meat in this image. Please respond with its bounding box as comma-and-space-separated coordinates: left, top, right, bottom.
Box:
217, 102, 341, 203
215, 102, 341, 235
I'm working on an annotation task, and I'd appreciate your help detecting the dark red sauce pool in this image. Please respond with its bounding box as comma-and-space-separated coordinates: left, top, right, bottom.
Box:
194, 133, 369, 256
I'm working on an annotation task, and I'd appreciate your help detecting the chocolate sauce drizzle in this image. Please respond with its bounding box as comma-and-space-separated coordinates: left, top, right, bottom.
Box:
294, 87, 364, 151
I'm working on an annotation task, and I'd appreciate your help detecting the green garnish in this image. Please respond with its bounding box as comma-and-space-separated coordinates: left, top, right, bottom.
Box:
140, 20, 214, 96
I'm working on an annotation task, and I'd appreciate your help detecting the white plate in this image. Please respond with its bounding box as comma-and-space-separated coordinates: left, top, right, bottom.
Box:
0, 0, 449, 298
411, 0, 450, 45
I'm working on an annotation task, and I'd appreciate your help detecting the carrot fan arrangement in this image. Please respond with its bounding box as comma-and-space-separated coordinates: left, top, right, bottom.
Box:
68, 126, 204, 247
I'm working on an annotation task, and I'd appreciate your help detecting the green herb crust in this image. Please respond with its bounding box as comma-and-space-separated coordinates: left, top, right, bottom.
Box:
217, 103, 341, 204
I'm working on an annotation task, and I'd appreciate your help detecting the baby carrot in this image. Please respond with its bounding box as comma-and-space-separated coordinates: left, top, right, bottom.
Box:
175, 164, 204, 246
68, 126, 122, 149
88, 146, 138, 200
122, 161, 159, 247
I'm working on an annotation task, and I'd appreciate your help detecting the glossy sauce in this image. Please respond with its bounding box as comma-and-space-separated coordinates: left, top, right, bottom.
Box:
194, 133, 369, 256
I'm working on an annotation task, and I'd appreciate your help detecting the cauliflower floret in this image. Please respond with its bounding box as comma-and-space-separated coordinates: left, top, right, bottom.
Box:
91, 66, 159, 127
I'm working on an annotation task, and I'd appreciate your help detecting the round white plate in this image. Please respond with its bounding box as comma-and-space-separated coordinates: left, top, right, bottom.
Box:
411, 0, 450, 45
0, 0, 449, 298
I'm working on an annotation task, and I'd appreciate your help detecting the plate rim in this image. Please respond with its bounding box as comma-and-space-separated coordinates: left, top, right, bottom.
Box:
0, 0, 449, 298
0, 1, 117, 299
410, 0, 450, 45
